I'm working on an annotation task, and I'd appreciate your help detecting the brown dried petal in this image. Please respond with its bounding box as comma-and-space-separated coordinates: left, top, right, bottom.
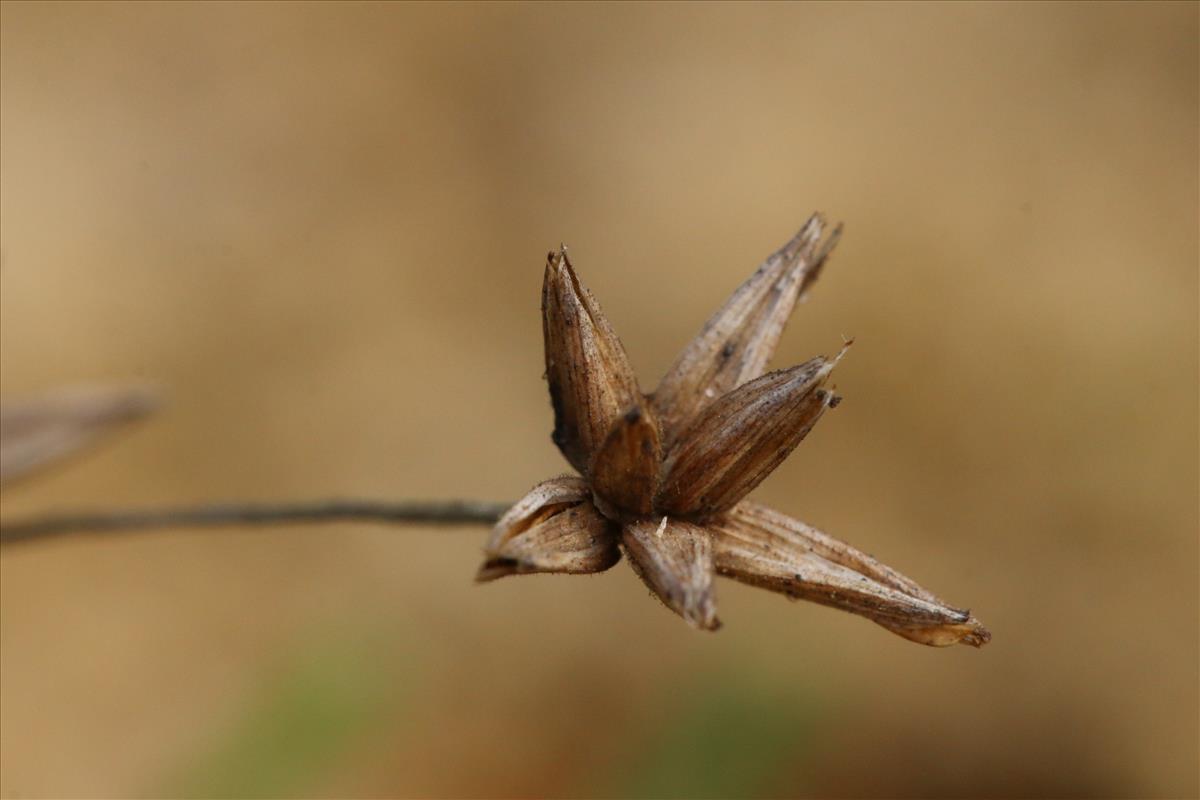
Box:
656, 353, 842, 517
713, 505, 990, 647
589, 404, 662, 518
477, 476, 619, 581
0, 384, 160, 485
652, 215, 841, 451
543, 248, 641, 477
622, 517, 719, 630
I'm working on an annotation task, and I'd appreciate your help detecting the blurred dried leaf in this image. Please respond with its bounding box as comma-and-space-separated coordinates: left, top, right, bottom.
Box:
0, 384, 160, 485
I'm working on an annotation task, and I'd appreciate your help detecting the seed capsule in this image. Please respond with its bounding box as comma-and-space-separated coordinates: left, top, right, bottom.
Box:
590, 404, 662, 518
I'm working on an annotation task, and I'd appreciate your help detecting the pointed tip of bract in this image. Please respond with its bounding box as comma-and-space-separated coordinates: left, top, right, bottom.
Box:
796, 215, 843, 300
884, 616, 992, 648
814, 338, 854, 383
546, 243, 574, 274
817, 222, 843, 262
475, 558, 517, 583
546, 246, 565, 272
774, 213, 840, 277
686, 605, 722, 632
661, 586, 721, 632
937, 617, 991, 648
814, 340, 853, 407
781, 213, 827, 260
831, 337, 854, 366
960, 618, 992, 647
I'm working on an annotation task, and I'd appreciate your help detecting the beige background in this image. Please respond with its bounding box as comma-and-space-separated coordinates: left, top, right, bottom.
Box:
1, 2, 1197, 797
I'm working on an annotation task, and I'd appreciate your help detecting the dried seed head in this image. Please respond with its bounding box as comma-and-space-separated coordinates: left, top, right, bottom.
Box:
482, 219, 988, 645
656, 346, 847, 518
542, 248, 642, 478
477, 476, 619, 581
622, 517, 720, 630
589, 403, 662, 518
652, 215, 841, 451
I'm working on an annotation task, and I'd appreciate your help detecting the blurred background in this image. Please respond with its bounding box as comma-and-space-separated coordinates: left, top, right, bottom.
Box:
1, 2, 1196, 797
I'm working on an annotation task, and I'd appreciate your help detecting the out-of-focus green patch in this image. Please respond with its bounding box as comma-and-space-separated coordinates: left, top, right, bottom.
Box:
594, 672, 823, 799
164, 631, 409, 799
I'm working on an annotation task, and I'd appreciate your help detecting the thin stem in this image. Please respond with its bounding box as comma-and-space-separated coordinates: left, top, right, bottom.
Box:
0, 498, 509, 546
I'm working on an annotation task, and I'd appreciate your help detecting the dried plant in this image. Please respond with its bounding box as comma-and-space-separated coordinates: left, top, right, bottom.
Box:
0, 384, 159, 485
478, 216, 990, 647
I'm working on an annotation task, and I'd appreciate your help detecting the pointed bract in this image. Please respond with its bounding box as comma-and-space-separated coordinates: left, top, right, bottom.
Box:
652, 215, 841, 451
622, 517, 719, 630
713, 503, 990, 647
543, 248, 642, 477
656, 352, 842, 517
590, 403, 662, 518
477, 476, 619, 581
729, 501, 937, 601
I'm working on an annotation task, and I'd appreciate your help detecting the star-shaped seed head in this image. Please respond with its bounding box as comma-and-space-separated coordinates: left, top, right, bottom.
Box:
478, 215, 990, 647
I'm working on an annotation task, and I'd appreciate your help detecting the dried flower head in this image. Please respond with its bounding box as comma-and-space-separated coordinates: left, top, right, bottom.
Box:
478, 215, 990, 647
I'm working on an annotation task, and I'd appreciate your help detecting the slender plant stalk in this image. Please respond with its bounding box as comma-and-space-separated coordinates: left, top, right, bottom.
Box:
0, 499, 509, 546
